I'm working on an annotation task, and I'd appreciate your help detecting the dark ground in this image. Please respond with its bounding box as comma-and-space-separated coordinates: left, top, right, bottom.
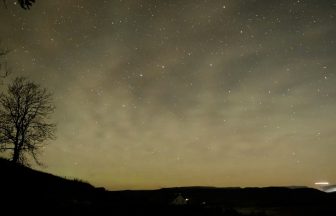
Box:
1, 157, 335, 216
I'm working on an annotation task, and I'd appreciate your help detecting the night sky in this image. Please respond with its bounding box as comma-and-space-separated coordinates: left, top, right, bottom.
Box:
0, 0, 335, 190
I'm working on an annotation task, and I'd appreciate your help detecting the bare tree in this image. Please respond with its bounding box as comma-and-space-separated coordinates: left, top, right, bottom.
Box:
17, 0, 35, 9
0, 77, 55, 166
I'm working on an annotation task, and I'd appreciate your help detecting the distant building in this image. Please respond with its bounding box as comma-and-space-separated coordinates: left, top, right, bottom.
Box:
171, 194, 189, 205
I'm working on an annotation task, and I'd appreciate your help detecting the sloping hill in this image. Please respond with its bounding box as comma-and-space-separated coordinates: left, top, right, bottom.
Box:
0, 157, 95, 194
0, 157, 102, 214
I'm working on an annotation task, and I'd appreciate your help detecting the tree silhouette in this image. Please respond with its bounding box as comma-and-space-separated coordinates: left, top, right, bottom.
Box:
0, 77, 55, 166
17, 0, 35, 10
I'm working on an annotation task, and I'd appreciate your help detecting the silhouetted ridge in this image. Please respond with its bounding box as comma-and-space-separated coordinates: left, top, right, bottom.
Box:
0, 157, 102, 214
1, 157, 336, 215
0, 157, 94, 195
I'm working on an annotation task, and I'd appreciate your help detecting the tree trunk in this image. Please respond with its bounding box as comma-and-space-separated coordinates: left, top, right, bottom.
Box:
12, 146, 20, 163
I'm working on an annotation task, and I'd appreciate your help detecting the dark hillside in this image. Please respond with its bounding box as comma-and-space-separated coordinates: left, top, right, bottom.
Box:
0, 157, 101, 214
1, 157, 336, 215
